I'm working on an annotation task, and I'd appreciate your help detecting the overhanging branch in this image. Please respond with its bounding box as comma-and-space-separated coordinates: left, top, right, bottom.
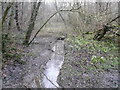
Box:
27, 6, 81, 46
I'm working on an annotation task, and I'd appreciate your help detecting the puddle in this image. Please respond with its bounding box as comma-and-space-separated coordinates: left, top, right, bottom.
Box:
42, 40, 64, 88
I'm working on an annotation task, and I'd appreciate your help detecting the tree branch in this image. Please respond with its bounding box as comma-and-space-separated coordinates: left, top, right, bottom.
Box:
28, 6, 81, 46
40, 70, 59, 88
107, 15, 120, 25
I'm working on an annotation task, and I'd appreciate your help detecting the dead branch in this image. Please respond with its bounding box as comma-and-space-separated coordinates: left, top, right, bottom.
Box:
107, 15, 120, 25
40, 70, 59, 88
28, 6, 81, 46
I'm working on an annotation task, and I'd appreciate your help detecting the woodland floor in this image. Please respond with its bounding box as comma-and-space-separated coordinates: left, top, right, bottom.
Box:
2, 23, 119, 88
58, 35, 119, 88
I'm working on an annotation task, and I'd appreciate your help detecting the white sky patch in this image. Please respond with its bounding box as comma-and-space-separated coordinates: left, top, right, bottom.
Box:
1, 0, 120, 2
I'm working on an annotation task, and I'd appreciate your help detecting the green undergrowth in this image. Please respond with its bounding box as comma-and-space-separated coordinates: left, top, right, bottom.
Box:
66, 34, 119, 71
2, 34, 26, 65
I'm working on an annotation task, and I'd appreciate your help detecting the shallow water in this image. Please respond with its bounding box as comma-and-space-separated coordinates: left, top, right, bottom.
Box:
42, 40, 64, 88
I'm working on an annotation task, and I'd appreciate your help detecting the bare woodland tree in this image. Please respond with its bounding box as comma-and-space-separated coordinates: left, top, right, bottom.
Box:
2, 2, 13, 53
118, 1, 120, 46
54, 0, 66, 24
2, 3, 13, 26
23, 2, 41, 45
2, 1, 119, 45
14, 2, 21, 32
7, 6, 14, 35
118, 1, 120, 26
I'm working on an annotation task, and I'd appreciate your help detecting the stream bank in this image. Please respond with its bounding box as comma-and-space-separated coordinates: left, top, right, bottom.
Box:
22, 26, 67, 88
57, 35, 119, 88
2, 24, 119, 88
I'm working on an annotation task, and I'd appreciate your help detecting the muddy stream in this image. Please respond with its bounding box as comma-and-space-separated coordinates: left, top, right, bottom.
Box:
22, 38, 65, 88
42, 40, 64, 88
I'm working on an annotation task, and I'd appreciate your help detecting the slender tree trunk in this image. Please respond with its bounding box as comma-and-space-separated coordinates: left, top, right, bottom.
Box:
2, 3, 13, 26
54, 0, 65, 24
118, 1, 120, 62
21, 2, 24, 22
2, 3, 13, 53
23, 2, 41, 45
15, 2, 21, 32
8, 7, 13, 34
118, 2, 120, 26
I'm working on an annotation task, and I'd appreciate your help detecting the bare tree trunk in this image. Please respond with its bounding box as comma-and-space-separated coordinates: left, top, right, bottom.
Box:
8, 7, 14, 34
2, 2, 13, 25
21, 2, 24, 22
118, 1, 120, 60
15, 2, 21, 32
118, 2, 120, 26
54, 0, 65, 24
23, 2, 41, 45
2, 3, 13, 53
